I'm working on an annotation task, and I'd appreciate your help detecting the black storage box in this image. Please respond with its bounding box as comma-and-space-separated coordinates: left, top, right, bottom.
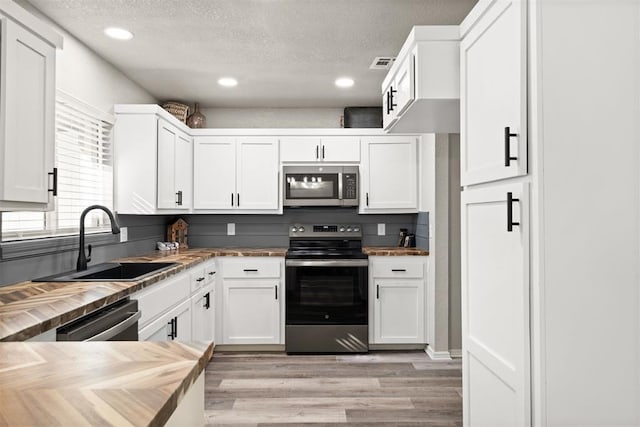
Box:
343, 107, 382, 128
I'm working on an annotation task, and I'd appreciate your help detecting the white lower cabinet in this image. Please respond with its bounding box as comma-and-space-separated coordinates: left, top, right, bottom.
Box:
461, 182, 530, 427
369, 256, 427, 344
192, 284, 214, 342
133, 268, 193, 342
219, 257, 283, 345
139, 298, 191, 342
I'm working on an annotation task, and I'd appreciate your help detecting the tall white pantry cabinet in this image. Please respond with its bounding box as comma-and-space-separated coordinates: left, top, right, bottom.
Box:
460, 1, 640, 426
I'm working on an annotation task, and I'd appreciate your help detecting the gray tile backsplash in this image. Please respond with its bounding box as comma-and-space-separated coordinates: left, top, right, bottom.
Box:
182, 208, 420, 248
0, 215, 167, 287
0, 209, 429, 287
415, 211, 430, 249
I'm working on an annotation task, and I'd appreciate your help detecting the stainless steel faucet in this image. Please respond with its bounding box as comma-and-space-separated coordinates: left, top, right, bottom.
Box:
76, 205, 120, 271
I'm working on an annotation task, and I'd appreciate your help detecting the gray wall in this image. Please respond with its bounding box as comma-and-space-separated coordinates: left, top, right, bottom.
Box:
183, 209, 419, 248
200, 108, 344, 128
448, 135, 461, 352
0, 215, 167, 287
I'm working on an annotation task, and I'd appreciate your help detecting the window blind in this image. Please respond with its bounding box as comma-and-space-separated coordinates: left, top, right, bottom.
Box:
1, 91, 115, 241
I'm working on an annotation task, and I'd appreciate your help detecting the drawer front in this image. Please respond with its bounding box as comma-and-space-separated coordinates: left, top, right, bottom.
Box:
134, 271, 190, 327
190, 267, 206, 293
372, 259, 424, 279
222, 258, 281, 279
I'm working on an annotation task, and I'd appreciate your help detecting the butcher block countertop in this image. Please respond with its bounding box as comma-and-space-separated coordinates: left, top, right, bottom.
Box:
0, 340, 213, 427
363, 247, 430, 256
0, 248, 286, 342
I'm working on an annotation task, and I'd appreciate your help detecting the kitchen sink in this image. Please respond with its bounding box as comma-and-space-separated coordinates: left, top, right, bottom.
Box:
32, 262, 178, 282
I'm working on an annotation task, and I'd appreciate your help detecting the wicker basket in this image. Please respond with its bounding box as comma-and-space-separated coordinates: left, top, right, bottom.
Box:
162, 102, 190, 123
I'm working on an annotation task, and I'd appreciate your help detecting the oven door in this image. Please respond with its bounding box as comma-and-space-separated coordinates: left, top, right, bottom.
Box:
285, 259, 368, 325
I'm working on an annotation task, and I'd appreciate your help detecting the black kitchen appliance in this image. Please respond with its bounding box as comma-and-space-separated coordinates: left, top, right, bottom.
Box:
285, 223, 368, 353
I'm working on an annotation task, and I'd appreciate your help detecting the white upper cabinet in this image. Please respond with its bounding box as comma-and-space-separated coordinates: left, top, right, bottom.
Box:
0, 5, 62, 212
193, 136, 280, 213
360, 137, 418, 213
157, 119, 192, 210
114, 105, 193, 214
280, 136, 359, 163
193, 136, 235, 210
382, 26, 460, 134
460, 0, 527, 186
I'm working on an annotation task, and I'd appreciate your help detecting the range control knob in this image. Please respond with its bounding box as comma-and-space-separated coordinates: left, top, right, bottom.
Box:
353, 227, 360, 232
347, 227, 352, 232
291, 226, 298, 233
339, 226, 346, 232
298, 226, 305, 233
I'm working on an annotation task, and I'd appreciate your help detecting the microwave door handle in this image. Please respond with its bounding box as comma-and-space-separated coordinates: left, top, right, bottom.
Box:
338, 172, 343, 200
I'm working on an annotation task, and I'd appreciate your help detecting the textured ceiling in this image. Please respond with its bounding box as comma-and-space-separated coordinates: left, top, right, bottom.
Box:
26, 0, 477, 108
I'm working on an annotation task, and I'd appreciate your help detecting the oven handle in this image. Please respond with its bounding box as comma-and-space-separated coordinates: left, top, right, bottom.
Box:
285, 259, 369, 267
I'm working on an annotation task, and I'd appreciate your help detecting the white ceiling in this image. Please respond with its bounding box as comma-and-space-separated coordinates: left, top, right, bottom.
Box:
26, 0, 477, 108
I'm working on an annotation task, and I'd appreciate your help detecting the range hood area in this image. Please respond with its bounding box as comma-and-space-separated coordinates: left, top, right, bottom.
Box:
382, 26, 460, 134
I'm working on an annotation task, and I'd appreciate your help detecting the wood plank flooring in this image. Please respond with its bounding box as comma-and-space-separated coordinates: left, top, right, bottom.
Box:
204, 351, 462, 426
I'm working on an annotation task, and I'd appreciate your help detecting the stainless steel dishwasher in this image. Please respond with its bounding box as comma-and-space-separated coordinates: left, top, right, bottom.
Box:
56, 298, 141, 341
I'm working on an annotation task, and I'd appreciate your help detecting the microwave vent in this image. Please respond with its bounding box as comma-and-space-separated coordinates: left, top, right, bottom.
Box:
370, 56, 396, 70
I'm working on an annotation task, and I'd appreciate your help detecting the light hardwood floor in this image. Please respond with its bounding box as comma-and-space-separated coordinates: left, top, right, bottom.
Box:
204, 351, 462, 426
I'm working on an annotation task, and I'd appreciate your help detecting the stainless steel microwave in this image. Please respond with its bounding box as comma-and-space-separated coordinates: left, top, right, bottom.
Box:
283, 166, 358, 207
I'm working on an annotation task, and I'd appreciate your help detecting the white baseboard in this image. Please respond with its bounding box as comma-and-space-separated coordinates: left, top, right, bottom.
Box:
449, 349, 462, 358
425, 345, 452, 360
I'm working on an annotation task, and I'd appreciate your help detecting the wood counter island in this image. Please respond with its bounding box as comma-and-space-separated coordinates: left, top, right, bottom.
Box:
0, 340, 214, 426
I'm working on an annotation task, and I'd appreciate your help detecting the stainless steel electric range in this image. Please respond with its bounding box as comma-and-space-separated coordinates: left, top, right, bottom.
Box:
285, 223, 368, 353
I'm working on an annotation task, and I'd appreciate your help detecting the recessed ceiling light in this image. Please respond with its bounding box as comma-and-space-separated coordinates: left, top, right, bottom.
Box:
104, 27, 133, 40
335, 77, 354, 88
218, 77, 238, 87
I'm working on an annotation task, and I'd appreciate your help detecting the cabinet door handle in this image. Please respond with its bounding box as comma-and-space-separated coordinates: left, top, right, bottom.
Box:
275, 285, 278, 300
173, 317, 177, 339
231, 193, 234, 207
196, 277, 205, 282
167, 319, 173, 339
376, 284, 380, 299
366, 192, 369, 206
322, 145, 325, 159
389, 87, 397, 111
168, 317, 176, 339
316, 145, 319, 159
175, 190, 183, 206
204, 292, 211, 309
237, 193, 240, 207
243, 269, 258, 272
48, 168, 58, 196
507, 192, 520, 232
208, 271, 216, 276
504, 126, 518, 167
391, 269, 406, 272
